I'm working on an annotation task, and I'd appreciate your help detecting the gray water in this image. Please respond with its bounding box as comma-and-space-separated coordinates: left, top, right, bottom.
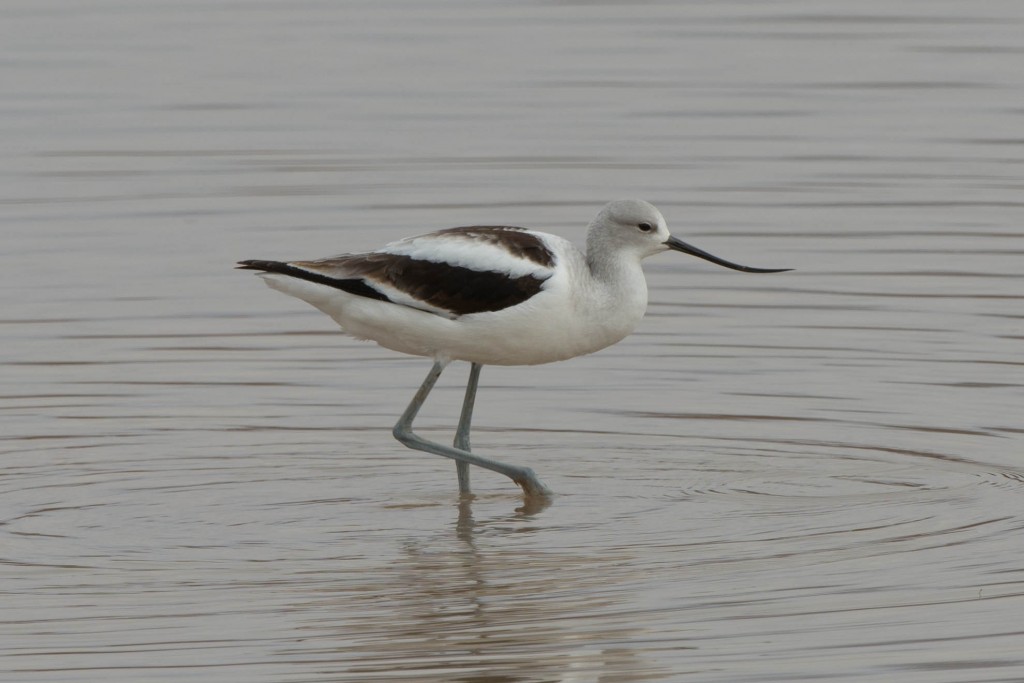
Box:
3, 1, 1023, 681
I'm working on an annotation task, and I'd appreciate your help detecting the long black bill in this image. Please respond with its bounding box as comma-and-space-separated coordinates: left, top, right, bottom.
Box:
665, 235, 791, 273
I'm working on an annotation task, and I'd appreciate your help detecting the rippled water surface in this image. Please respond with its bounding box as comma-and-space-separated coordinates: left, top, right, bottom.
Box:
3, 1, 1024, 681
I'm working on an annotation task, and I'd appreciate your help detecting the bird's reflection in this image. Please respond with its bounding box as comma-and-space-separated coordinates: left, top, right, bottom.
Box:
454, 492, 551, 542
281, 493, 668, 681
360, 495, 666, 682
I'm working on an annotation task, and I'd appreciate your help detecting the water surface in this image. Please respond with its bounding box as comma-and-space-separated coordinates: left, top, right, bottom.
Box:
2, 1, 1023, 681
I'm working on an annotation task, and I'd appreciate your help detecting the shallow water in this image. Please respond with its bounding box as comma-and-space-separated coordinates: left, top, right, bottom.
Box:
3, 1, 1023, 681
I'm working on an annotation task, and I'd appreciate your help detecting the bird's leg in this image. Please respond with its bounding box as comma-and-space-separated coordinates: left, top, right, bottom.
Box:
393, 361, 552, 498
452, 363, 481, 495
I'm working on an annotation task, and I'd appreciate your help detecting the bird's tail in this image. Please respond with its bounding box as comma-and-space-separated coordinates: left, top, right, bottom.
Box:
236, 259, 289, 273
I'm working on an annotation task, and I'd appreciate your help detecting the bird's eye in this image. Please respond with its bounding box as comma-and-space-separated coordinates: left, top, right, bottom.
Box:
637, 222, 653, 232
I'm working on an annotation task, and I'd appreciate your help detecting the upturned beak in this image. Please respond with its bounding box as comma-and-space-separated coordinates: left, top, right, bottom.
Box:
664, 235, 791, 273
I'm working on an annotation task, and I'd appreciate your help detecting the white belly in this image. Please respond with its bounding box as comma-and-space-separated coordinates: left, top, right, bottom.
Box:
259, 271, 646, 366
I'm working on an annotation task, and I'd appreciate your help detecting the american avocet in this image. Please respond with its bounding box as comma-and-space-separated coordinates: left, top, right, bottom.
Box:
238, 199, 789, 498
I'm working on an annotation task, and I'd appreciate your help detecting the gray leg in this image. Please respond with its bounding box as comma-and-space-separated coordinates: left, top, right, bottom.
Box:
453, 363, 481, 495
393, 361, 552, 498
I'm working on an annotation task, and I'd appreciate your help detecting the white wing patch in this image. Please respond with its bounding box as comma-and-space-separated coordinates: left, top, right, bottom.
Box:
382, 230, 554, 279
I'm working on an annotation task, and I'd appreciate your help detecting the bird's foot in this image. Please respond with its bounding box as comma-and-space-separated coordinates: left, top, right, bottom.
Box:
514, 467, 554, 499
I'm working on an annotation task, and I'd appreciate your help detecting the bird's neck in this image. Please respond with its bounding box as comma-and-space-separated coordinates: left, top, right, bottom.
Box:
584, 245, 649, 317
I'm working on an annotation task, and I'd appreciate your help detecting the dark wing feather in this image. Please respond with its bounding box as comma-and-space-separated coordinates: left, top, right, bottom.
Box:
238, 245, 551, 317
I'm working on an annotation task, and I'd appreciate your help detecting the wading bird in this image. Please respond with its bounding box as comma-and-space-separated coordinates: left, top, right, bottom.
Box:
238, 199, 789, 497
